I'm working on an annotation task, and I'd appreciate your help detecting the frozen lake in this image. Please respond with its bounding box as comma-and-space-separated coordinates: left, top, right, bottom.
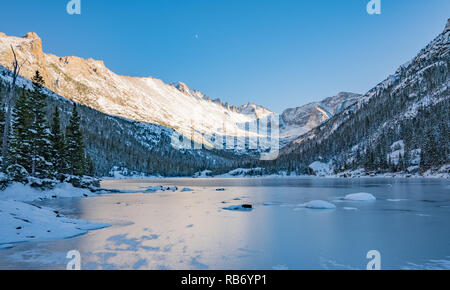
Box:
0, 178, 449, 270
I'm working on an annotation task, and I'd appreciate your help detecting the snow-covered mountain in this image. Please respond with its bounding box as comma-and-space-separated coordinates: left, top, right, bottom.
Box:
280, 92, 361, 140
0, 64, 245, 176
5, 19, 443, 178
0, 32, 277, 148
277, 19, 450, 174
0, 32, 362, 152
0, 31, 365, 155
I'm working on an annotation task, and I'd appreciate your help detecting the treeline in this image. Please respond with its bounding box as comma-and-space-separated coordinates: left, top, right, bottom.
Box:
0, 71, 92, 184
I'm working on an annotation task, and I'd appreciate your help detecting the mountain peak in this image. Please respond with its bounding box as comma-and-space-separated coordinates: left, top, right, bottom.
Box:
173, 81, 190, 94
24, 32, 40, 39
444, 18, 450, 34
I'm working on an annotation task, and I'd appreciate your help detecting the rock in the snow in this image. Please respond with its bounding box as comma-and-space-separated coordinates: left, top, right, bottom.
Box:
222, 204, 253, 211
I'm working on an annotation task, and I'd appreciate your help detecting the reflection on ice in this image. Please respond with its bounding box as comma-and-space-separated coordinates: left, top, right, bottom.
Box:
0, 178, 448, 270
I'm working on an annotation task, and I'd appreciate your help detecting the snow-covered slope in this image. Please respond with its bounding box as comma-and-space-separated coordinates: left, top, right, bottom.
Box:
0, 64, 242, 176
280, 92, 361, 140
279, 19, 450, 173
0, 32, 275, 148
0, 32, 363, 153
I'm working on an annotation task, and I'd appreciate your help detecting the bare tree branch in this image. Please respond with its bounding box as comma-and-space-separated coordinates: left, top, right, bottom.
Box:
2, 45, 28, 168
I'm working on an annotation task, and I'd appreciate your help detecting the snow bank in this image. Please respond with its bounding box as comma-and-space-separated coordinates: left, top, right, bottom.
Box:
344, 192, 376, 201
301, 200, 336, 209
0, 200, 108, 245
106, 166, 152, 179
217, 168, 265, 178
0, 182, 109, 245
144, 185, 178, 192
193, 170, 213, 178
309, 161, 333, 176
0, 182, 96, 202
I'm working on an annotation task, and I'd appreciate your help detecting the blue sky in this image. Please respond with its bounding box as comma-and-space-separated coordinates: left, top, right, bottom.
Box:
1, 0, 449, 112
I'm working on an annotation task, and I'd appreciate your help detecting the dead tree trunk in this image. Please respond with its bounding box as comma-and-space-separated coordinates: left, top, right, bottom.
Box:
2, 46, 24, 169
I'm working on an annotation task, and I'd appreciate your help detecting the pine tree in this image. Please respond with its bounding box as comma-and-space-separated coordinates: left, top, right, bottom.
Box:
50, 106, 66, 176
66, 103, 85, 176
0, 102, 5, 150
84, 154, 95, 176
28, 71, 52, 178
9, 89, 33, 173
421, 127, 439, 170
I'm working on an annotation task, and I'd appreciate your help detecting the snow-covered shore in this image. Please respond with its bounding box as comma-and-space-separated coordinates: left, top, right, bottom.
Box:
102, 169, 449, 180
0, 182, 109, 246
103, 163, 450, 180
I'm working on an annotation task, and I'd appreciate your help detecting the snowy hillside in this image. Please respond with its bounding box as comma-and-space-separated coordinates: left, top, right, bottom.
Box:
277, 19, 450, 175
0, 32, 362, 152
0, 32, 277, 148
0, 65, 245, 176
280, 92, 361, 140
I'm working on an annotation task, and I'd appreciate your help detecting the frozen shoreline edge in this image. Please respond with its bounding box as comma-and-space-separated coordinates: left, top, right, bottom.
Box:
0, 182, 112, 246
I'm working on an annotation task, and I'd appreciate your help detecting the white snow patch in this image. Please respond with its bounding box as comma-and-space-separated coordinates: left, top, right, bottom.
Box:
217, 168, 264, 178
0, 182, 109, 245
193, 170, 213, 178
0, 182, 96, 202
387, 199, 407, 202
0, 200, 108, 245
344, 192, 376, 201
299, 200, 336, 209
343, 207, 358, 211
309, 161, 333, 176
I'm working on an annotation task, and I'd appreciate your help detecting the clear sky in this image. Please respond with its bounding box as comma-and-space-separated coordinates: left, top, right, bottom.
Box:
1, 0, 449, 112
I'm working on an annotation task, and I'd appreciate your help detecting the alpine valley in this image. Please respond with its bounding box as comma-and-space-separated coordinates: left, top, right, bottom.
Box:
0, 19, 449, 178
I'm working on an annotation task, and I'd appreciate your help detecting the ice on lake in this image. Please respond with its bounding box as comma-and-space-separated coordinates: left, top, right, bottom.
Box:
0, 178, 449, 270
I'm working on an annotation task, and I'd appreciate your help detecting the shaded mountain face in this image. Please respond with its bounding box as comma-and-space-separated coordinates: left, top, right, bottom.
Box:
278, 19, 450, 173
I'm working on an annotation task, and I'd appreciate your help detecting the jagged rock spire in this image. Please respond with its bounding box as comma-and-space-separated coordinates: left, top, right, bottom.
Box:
444, 18, 450, 34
